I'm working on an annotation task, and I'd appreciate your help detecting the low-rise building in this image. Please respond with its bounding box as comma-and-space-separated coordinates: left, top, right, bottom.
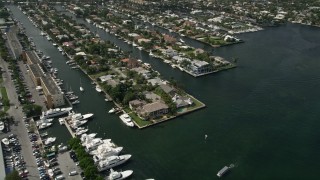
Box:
159, 84, 176, 97
132, 67, 151, 79
189, 60, 212, 75
138, 102, 169, 120
99, 75, 114, 82
24, 51, 65, 108
25, 51, 41, 65
41, 77, 64, 108
144, 91, 161, 102
129, 99, 146, 110
172, 94, 193, 108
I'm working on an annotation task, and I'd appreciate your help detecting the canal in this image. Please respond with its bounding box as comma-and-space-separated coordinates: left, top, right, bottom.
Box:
9, 5, 320, 180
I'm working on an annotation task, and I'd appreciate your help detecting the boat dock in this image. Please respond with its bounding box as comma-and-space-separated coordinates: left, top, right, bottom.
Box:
62, 117, 76, 138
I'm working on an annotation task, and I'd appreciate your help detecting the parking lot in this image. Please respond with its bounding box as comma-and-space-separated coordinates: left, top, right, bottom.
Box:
0, 57, 40, 179
57, 150, 82, 180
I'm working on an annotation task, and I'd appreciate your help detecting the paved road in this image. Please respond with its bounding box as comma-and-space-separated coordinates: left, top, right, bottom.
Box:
6, 25, 23, 59
0, 57, 39, 180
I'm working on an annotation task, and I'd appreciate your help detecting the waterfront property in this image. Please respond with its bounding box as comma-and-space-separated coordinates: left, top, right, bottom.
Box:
137, 101, 169, 120
8, 2, 320, 180
16, 4, 206, 129
24, 50, 65, 108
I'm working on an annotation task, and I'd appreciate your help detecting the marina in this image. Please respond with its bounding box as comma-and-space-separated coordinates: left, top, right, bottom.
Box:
4, 3, 320, 180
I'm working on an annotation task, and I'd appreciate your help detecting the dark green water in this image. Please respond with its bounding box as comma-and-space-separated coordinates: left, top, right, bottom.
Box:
9, 5, 320, 179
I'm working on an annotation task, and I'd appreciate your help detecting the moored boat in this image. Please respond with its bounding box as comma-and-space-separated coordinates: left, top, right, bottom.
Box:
97, 154, 132, 172
96, 85, 102, 93
38, 122, 52, 130
108, 108, 115, 114
41, 107, 72, 119
106, 169, 133, 180
92, 146, 123, 163
59, 118, 65, 125
44, 137, 56, 145
76, 128, 88, 136
119, 114, 134, 127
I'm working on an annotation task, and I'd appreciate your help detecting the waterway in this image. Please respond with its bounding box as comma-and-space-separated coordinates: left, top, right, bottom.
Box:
8, 5, 320, 180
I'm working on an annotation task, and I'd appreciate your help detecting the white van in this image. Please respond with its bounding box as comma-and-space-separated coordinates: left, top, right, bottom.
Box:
55, 175, 64, 180
69, 170, 78, 176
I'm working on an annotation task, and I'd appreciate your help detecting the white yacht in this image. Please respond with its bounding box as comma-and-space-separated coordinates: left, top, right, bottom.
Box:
71, 113, 94, 121
38, 117, 53, 125
95, 85, 102, 93
57, 46, 63, 52
41, 107, 72, 119
45, 137, 56, 145
106, 169, 133, 180
97, 155, 131, 172
82, 136, 100, 147
76, 128, 88, 136
71, 100, 80, 105
59, 118, 65, 125
90, 143, 121, 155
119, 114, 134, 127
80, 133, 97, 143
85, 139, 112, 152
38, 122, 52, 130
58, 145, 68, 153
92, 146, 123, 163
80, 78, 84, 92
71, 120, 88, 129
108, 108, 116, 114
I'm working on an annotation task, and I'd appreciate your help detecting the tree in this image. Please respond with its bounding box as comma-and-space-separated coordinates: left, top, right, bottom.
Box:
75, 148, 88, 160
68, 138, 81, 149
79, 157, 94, 169
122, 91, 135, 105
84, 165, 98, 179
5, 170, 21, 180
2, 99, 9, 106
0, 111, 8, 118
0, 9, 10, 19
22, 104, 42, 117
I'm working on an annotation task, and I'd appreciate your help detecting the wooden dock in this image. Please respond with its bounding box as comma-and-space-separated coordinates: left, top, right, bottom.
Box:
63, 118, 75, 138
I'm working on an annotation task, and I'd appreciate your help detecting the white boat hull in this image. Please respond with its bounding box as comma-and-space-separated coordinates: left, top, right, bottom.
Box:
97, 155, 131, 172
106, 170, 133, 180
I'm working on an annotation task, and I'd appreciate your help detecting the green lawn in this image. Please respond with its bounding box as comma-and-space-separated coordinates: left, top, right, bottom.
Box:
129, 112, 153, 127
123, 108, 153, 127
186, 95, 205, 111
1, 87, 10, 112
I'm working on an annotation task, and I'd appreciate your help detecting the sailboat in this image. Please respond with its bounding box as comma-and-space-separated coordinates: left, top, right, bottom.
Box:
80, 79, 84, 92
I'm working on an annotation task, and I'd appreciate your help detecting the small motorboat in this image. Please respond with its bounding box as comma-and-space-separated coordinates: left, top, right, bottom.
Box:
108, 108, 115, 114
